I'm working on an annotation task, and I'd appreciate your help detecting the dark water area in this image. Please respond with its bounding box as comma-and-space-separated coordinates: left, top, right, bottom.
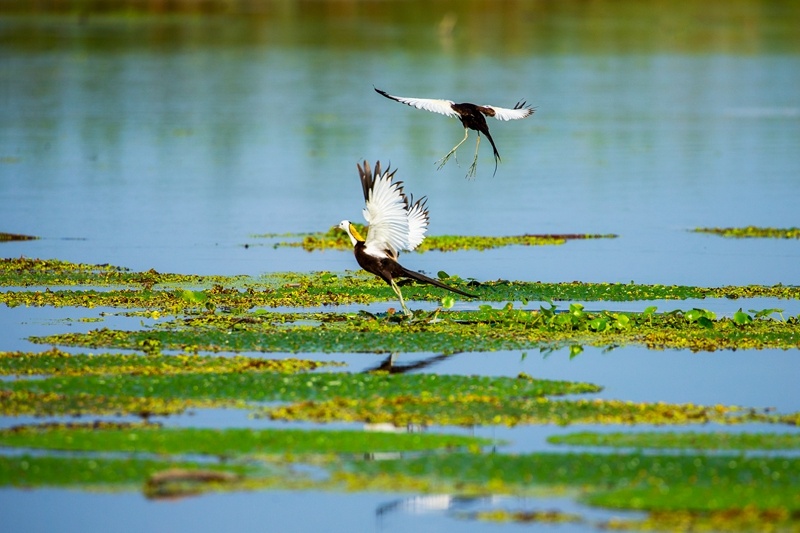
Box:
1, 2, 800, 531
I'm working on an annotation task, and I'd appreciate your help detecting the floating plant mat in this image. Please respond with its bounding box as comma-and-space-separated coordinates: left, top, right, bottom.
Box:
349, 452, 800, 523
4, 259, 799, 308
258, 225, 617, 252
2, 362, 796, 425
30, 305, 800, 353
0, 348, 342, 376
0, 257, 241, 288
1, 450, 798, 531
0, 232, 38, 242
2, 371, 599, 419
0, 454, 255, 491
548, 431, 800, 451
2, 440, 798, 530
262, 395, 794, 426
694, 226, 800, 239
0, 422, 489, 456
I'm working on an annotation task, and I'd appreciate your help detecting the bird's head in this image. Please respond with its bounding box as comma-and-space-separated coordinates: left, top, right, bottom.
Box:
338, 220, 364, 246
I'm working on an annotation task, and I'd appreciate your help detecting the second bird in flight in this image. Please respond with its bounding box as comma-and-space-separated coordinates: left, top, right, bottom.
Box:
375, 88, 535, 178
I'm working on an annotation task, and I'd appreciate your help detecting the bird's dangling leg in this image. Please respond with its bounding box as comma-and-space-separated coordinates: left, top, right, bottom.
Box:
466, 135, 481, 178
436, 128, 469, 170
390, 279, 412, 316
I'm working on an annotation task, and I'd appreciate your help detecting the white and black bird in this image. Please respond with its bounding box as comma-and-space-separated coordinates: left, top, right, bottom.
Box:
338, 161, 476, 315
375, 88, 534, 178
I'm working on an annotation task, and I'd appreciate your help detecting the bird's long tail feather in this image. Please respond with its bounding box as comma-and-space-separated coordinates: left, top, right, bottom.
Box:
399, 267, 478, 298
482, 129, 501, 176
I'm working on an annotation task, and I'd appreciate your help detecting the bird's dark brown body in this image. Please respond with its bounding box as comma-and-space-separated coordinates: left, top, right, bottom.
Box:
353, 240, 475, 298
450, 103, 501, 164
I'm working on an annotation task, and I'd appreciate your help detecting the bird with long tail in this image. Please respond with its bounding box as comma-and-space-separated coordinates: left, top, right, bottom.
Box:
338, 161, 476, 315
375, 88, 534, 178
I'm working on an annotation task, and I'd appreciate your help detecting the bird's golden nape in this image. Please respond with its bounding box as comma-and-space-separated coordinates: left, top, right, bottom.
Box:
374, 88, 534, 178
347, 222, 365, 243
339, 160, 477, 316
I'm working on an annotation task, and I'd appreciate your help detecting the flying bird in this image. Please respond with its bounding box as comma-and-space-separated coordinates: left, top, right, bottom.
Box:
374, 88, 534, 178
338, 161, 476, 315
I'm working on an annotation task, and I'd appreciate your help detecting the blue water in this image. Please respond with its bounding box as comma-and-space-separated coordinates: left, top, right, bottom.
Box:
2, 6, 800, 532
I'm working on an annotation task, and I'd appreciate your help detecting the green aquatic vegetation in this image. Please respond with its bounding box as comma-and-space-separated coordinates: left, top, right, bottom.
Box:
0, 423, 490, 456
0, 455, 252, 489
694, 226, 800, 239
0, 281, 376, 310
0, 257, 242, 287
353, 452, 800, 511
462, 509, 583, 524
270, 225, 617, 252
3, 261, 800, 311
6, 371, 598, 406
32, 305, 800, 354
605, 508, 798, 531
265, 396, 778, 427
0, 232, 38, 242
0, 348, 341, 376
0, 389, 239, 417
549, 431, 800, 450
0, 453, 336, 498
6, 369, 788, 427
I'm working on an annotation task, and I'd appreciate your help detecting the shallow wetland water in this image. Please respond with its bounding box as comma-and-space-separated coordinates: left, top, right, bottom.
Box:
2, 2, 800, 532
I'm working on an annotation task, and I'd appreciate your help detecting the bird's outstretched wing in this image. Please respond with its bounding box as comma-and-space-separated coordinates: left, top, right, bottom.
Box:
405, 194, 429, 251
482, 101, 535, 121
375, 88, 458, 118
358, 161, 412, 259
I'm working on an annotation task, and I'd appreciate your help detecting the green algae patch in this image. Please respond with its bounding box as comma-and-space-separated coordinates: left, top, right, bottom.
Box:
604, 508, 799, 531
694, 226, 800, 239
6, 371, 599, 406
0, 257, 243, 288
0, 454, 251, 489
265, 397, 778, 427
269, 225, 617, 252
0, 232, 38, 242
32, 305, 800, 354
8, 369, 789, 428
0, 348, 342, 376
0, 453, 328, 498
0, 422, 490, 456
0, 389, 237, 417
549, 431, 800, 451
353, 452, 800, 512
462, 509, 583, 524
3, 261, 800, 311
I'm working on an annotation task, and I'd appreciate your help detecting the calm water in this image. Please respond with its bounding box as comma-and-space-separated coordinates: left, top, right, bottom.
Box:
1, 2, 800, 532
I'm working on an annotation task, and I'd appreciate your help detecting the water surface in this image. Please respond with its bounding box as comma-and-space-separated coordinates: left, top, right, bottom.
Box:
1, 2, 799, 531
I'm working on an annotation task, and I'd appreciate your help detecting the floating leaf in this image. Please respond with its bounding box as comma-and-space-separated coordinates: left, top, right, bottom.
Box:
733, 309, 754, 326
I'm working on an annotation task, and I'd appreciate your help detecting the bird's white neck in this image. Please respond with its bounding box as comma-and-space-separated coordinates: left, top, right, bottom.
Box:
339, 220, 364, 246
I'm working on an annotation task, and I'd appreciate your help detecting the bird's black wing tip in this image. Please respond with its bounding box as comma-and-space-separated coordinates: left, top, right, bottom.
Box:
374, 88, 399, 102
359, 159, 399, 202
358, 160, 375, 201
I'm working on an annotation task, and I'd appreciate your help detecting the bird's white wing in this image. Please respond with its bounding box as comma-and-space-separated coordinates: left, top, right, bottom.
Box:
362, 171, 411, 258
375, 89, 458, 118
405, 196, 429, 251
483, 102, 535, 121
